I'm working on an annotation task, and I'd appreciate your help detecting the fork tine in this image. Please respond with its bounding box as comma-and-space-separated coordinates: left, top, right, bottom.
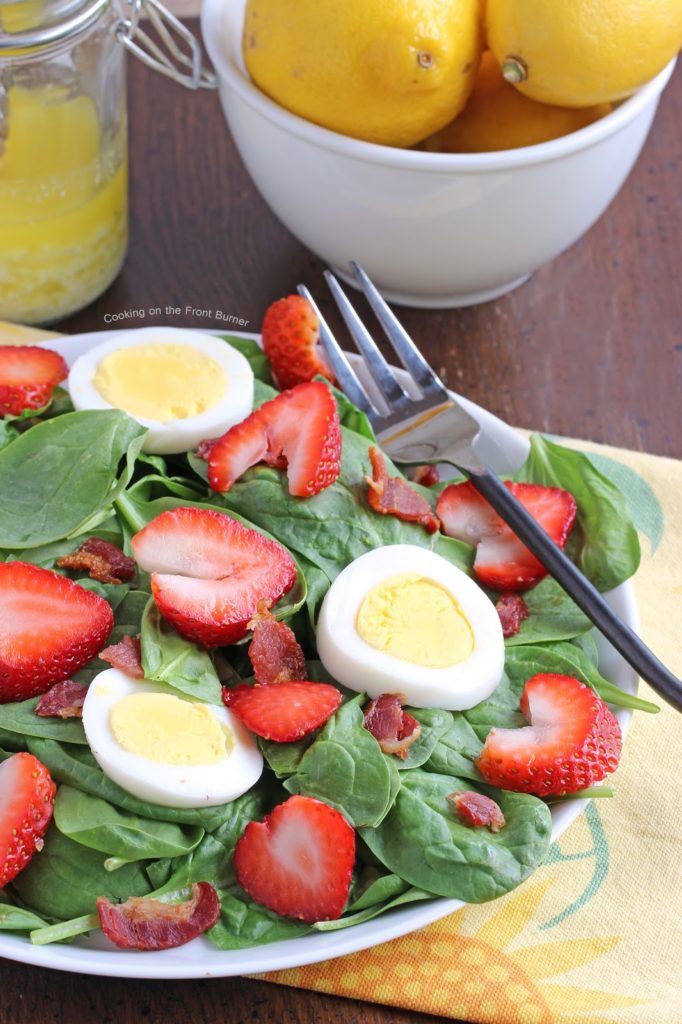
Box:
350, 261, 449, 400
323, 271, 412, 411
296, 284, 378, 418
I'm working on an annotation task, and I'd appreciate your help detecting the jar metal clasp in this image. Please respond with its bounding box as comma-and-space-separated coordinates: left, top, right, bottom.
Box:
116, 0, 216, 90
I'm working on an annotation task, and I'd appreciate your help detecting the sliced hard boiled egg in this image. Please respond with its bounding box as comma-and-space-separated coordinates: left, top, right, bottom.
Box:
67, 327, 254, 454
316, 545, 504, 711
82, 668, 263, 808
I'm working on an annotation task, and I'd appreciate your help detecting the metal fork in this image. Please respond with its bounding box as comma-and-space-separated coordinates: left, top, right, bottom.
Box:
299, 261, 682, 713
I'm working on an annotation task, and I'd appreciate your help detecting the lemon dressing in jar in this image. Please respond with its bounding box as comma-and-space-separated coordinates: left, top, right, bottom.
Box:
0, 0, 215, 324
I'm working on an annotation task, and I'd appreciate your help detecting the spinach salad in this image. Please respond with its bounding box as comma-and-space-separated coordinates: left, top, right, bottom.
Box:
0, 336, 653, 951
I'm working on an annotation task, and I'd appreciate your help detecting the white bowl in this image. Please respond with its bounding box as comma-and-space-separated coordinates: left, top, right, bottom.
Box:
0, 329, 639, 978
201, 0, 676, 308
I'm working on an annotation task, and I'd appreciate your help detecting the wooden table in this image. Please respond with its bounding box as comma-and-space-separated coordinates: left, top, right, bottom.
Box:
2, 30, 680, 1024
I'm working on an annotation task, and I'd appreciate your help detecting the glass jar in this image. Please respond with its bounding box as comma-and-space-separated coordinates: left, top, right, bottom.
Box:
0, 0, 214, 325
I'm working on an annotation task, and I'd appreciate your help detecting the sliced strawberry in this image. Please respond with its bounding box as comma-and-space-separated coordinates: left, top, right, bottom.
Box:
448, 791, 506, 832
437, 480, 577, 590
0, 752, 56, 886
0, 345, 68, 417
0, 561, 114, 703
131, 508, 297, 647
233, 795, 355, 923
476, 673, 622, 797
261, 295, 335, 390
97, 882, 221, 950
207, 381, 341, 498
223, 680, 342, 741
248, 606, 307, 685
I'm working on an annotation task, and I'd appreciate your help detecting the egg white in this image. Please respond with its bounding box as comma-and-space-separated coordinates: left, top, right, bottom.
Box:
67, 326, 254, 454
316, 545, 505, 711
81, 669, 263, 808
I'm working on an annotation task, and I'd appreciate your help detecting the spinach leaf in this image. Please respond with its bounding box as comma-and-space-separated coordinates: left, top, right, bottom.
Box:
398, 707, 453, 771
0, 410, 146, 549
505, 641, 658, 713
11, 825, 153, 920
53, 786, 204, 861
149, 785, 279, 896
284, 695, 400, 827
140, 599, 222, 704
1, 523, 125, 569
515, 434, 641, 591
360, 770, 552, 902
258, 735, 314, 779
0, 900, 49, 932
313, 884, 433, 932
25, 738, 238, 830
208, 886, 311, 949
0, 697, 88, 745
505, 576, 592, 646
220, 334, 274, 386
425, 669, 526, 780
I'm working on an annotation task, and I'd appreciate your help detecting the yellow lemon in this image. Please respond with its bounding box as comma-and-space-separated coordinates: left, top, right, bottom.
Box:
243, 0, 484, 148
433, 51, 612, 152
486, 0, 682, 106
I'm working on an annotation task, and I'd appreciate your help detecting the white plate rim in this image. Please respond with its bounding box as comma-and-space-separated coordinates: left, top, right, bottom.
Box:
0, 328, 639, 978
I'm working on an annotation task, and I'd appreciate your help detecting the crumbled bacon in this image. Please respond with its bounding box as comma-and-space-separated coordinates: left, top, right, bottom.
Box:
409, 464, 440, 488
57, 538, 136, 585
96, 882, 221, 950
495, 592, 530, 638
366, 447, 440, 534
99, 634, 143, 679
35, 680, 88, 719
363, 693, 422, 759
195, 438, 216, 461
248, 602, 307, 685
448, 791, 506, 832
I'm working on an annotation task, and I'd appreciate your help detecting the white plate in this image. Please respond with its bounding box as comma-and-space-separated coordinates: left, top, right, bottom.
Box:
0, 329, 639, 978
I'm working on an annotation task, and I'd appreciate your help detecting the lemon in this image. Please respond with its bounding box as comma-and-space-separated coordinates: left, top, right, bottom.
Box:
243, 0, 484, 148
0, 322, 61, 345
486, 0, 682, 106
431, 51, 612, 152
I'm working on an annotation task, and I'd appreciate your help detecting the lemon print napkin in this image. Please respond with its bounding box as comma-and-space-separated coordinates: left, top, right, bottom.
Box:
258, 440, 682, 1024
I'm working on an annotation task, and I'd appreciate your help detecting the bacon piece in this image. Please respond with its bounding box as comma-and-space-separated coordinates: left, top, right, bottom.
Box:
35, 680, 88, 719
195, 437, 216, 461
448, 791, 506, 833
495, 592, 530, 638
366, 447, 440, 534
363, 693, 422, 759
96, 882, 221, 950
409, 464, 440, 488
248, 603, 307, 685
57, 538, 136, 585
99, 634, 143, 679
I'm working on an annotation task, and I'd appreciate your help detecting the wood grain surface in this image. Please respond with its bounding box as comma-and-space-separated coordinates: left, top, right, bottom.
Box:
1, 30, 681, 1024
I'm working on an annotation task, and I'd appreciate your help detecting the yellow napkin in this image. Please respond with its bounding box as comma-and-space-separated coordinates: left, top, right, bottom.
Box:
258, 440, 682, 1023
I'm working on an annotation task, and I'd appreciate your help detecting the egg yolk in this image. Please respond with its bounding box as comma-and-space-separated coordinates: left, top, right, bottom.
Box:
93, 343, 227, 422
356, 573, 474, 668
110, 693, 233, 765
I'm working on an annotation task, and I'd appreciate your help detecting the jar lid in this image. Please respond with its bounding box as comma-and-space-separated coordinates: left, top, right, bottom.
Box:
0, 0, 109, 51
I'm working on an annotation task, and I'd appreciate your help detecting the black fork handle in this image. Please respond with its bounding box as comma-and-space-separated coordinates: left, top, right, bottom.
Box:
470, 468, 682, 713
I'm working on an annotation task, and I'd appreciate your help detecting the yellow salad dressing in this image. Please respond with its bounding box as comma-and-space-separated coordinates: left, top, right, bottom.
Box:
0, 84, 128, 324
